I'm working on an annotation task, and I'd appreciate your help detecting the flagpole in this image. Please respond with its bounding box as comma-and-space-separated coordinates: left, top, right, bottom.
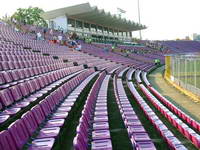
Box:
138, 0, 142, 40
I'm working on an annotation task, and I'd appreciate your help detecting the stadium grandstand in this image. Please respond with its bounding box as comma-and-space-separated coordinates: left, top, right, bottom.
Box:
41, 3, 146, 42
0, 2, 200, 150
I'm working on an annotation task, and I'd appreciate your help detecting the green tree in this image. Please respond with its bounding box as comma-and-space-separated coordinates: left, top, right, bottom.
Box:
0, 14, 12, 24
11, 7, 47, 27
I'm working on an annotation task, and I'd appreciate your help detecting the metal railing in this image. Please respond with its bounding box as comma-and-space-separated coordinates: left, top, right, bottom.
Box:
168, 54, 200, 96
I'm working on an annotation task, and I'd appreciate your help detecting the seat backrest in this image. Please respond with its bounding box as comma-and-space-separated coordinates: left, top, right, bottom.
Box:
23, 68, 30, 78
17, 69, 25, 80
37, 77, 45, 88
2, 71, 13, 83
39, 100, 50, 117
51, 91, 61, 105
26, 80, 36, 93
9, 86, 23, 102
18, 82, 30, 97
2, 61, 9, 70
32, 79, 40, 91
73, 134, 87, 150
0, 130, 17, 150
31, 105, 44, 125
60, 86, 67, 98
21, 111, 37, 135
0, 89, 14, 107
0, 72, 6, 85
8, 120, 27, 149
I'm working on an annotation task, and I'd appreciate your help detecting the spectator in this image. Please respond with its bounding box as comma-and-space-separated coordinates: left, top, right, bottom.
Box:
75, 43, 82, 51
52, 36, 57, 43
71, 40, 77, 47
50, 29, 53, 36
58, 35, 63, 44
58, 35, 62, 40
111, 45, 115, 52
14, 27, 19, 32
89, 38, 92, 44
36, 32, 42, 40
43, 28, 47, 39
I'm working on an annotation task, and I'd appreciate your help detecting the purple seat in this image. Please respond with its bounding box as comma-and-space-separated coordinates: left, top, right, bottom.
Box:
136, 141, 156, 150
0, 89, 21, 115
0, 89, 13, 107
166, 136, 182, 149
0, 114, 10, 123
73, 133, 88, 150
132, 132, 151, 142
8, 119, 29, 149
44, 119, 65, 128
18, 82, 31, 97
37, 127, 60, 138
10, 70, 20, 81
2, 62, 9, 70
21, 112, 38, 136
125, 119, 142, 126
93, 122, 109, 130
60, 101, 74, 107
51, 112, 69, 119
94, 111, 108, 116
10, 86, 30, 108
56, 106, 71, 112
93, 115, 108, 122
29, 138, 55, 150
3, 71, 13, 83
92, 130, 110, 140
17, 69, 26, 80
128, 125, 146, 135
0, 72, 6, 85
91, 139, 112, 150
0, 130, 18, 150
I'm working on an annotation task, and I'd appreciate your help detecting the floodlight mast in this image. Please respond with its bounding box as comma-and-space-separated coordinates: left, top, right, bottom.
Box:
138, 0, 142, 40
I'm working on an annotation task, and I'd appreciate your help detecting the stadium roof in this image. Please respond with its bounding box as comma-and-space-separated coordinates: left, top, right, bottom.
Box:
41, 3, 146, 32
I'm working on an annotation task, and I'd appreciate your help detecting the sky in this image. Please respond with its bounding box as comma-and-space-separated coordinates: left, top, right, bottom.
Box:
0, 0, 200, 40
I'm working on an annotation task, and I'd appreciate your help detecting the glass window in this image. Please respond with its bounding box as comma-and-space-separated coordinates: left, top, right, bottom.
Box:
76, 20, 83, 29
68, 18, 75, 27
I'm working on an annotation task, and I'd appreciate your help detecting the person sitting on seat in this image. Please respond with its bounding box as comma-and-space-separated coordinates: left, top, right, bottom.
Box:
58, 35, 63, 45
36, 32, 42, 40
75, 43, 82, 51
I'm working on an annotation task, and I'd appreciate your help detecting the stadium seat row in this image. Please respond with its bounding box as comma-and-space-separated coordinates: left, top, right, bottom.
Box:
0, 69, 96, 150
127, 81, 188, 150
0, 66, 84, 124
114, 76, 156, 150
139, 83, 200, 149
73, 72, 112, 150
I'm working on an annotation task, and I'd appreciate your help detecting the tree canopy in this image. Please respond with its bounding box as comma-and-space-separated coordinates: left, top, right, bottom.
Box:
11, 7, 47, 27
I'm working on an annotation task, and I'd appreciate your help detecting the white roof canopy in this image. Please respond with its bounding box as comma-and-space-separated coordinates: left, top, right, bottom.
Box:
41, 3, 146, 32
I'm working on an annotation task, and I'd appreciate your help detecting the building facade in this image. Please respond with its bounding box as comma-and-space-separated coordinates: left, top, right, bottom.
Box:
41, 3, 146, 42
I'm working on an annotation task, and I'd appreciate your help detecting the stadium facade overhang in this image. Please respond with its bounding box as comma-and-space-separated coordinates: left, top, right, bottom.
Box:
41, 3, 146, 41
